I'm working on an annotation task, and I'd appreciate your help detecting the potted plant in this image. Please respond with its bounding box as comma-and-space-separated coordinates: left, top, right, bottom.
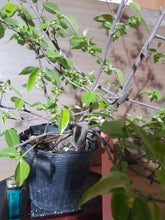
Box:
0, 0, 165, 218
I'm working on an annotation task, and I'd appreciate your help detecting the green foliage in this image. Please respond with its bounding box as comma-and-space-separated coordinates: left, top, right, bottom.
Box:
15, 159, 30, 186
93, 14, 113, 23
44, 68, 61, 87
5, 3, 17, 17
43, 2, 60, 14
13, 97, 24, 110
139, 89, 162, 102
129, 2, 149, 32
111, 189, 130, 220
150, 44, 165, 63
80, 171, 132, 205
4, 128, 20, 147
0, 3, 164, 218
27, 67, 40, 92
0, 22, 5, 39
82, 91, 97, 106
19, 66, 35, 75
128, 16, 140, 28
58, 109, 70, 134
0, 147, 18, 158
65, 14, 79, 35
151, 203, 161, 220
131, 198, 152, 220
101, 118, 124, 138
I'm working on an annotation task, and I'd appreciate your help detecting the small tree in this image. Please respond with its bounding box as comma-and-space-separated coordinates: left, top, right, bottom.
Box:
0, 0, 165, 218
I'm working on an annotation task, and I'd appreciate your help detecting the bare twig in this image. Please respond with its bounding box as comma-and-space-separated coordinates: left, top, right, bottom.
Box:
0, 104, 43, 118
155, 34, 165, 41
28, 0, 43, 23
93, 0, 126, 89
15, 131, 57, 149
127, 99, 160, 111
123, 8, 165, 91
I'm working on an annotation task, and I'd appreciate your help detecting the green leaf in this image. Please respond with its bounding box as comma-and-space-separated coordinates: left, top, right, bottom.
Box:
30, 102, 42, 107
4, 17, 20, 27
149, 48, 157, 53
14, 97, 24, 110
5, 128, 20, 147
132, 198, 152, 220
21, 7, 35, 27
151, 203, 161, 220
43, 2, 60, 14
39, 22, 49, 30
0, 147, 17, 157
70, 36, 87, 49
65, 14, 78, 35
139, 89, 150, 95
155, 169, 165, 186
45, 68, 61, 87
113, 68, 124, 86
15, 160, 30, 186
93, 14, 113, 23
129, 2, 149, 32
60, 58, 73, 69
0, 22, 5, 39
46, 50, 62, 58
129, 2, 141, 14
19, 66, 35, 75
5, 3, 16, 17
0, 6, 8, 19
45, 38, 55, 51
128, 16, 139, 28
80, 171, 131, 205
111, 190, 130, 220
101, 118, 124, 138
27, 67, 40, 92
82, 91, 97, 106
59, 109, 70, 134
8, 85, 22, 97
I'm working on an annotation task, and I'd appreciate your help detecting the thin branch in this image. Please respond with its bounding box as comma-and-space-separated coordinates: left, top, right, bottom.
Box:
133, 188, 165, 204
15, 131, 57, 149
123, 8, 165, 91
93, 0, 126, 89
0, 105, 43, 118
128, 165, 160, 184
95, 131, 116, 169
105, 0, 115, 16
28, 0, 43, 23
155, 34, 165, 41
127, 99, 160, 111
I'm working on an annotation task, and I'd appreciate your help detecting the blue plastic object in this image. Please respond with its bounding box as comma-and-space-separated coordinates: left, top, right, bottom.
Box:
6, 177, 22, 220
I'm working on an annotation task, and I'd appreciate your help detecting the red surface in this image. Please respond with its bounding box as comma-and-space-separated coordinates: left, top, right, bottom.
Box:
101, 132, 114, 220
23, 203, 101, 220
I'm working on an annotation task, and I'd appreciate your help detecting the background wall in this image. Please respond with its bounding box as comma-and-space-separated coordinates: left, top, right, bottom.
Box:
0, 0, 165, 180
134, 0, 165, 10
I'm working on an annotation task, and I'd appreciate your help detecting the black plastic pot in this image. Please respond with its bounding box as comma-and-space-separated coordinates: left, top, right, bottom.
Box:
20, 123, 97, 214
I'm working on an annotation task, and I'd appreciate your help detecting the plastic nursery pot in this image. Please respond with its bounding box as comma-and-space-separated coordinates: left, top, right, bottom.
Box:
20, 123, 97, 215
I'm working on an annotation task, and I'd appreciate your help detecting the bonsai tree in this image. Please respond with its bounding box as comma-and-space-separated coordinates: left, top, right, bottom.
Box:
0, 0, 165, 218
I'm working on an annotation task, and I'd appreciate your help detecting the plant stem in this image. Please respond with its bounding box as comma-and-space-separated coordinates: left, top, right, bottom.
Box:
123, 8, 165, 91
93, 0, 126, 89
15, 131, 57, 149
127, 99, 160, 111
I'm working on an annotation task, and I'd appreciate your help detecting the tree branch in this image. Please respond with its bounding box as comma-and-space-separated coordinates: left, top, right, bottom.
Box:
155, 34, 165, 41
93, 0, 126, 89
123, 8, 165, 91
127, 99, 160, 111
